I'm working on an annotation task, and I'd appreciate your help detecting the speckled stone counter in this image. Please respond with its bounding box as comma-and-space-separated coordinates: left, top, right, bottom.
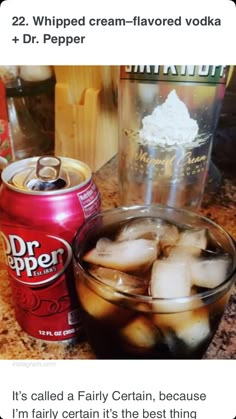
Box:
0, 127, 235, 360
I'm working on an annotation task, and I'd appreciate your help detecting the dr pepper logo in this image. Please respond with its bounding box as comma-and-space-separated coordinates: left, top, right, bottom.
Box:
0, 227, 72, 286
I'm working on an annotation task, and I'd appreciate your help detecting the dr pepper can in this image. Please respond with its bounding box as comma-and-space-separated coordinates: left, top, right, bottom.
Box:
0, 156, 100, 341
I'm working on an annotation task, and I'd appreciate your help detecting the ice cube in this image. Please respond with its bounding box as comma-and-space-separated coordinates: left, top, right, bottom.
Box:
153, 308, 210, 350
153, 311, 192, 331
177, 228, 207, 255
164, 245, 205, 258
77, 281, 132, 326
190, 256, 230, 289
158, 224, 179, 249
175, 307, 210, 349
78, 280, 118, 319
119, 315, 161, 349
116, 217, 179, 248
88, 266, 148, 294
83, 238, 158, 272
150, 259, 191, 299
151, 288, 202, 313
116, 218, 160, 241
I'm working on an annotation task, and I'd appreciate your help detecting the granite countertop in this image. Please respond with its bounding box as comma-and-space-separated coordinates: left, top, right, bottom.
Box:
0, 125, 235, 360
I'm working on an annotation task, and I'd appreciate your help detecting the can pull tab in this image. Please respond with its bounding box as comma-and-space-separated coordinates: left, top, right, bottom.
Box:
36, 156, 61, 182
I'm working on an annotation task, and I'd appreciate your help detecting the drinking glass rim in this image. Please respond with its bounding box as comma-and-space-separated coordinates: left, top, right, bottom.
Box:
73, 204, 236, 304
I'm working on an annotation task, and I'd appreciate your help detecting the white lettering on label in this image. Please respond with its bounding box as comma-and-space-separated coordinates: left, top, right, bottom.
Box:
125, 65, 227, 78
0, 232, 72, 285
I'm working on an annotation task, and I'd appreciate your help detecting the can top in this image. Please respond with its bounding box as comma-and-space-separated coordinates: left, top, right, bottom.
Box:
1, 156, 92, 195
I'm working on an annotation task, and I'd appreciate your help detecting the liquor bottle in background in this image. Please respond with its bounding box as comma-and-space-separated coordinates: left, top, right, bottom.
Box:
0, 79, 14, 172
118, 65, 229, 209
0, 66, 55, 160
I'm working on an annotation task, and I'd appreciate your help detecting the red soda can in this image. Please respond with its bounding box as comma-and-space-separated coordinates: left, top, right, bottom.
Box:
0, 156, 100, 341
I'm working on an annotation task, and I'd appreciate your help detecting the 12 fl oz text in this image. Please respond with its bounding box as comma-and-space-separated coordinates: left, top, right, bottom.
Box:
12, 33, 86, 46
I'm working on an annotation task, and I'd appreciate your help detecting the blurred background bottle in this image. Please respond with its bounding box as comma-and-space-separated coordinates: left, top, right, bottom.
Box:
0, 65, 55, 160
0, 79, 13, 177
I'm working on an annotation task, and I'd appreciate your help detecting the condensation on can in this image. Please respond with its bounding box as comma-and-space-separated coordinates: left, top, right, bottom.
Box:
0, 156, 100, 342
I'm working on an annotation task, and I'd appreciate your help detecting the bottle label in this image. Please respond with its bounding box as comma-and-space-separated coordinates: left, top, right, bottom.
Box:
1, 227, 72, 286
120, 65, 228, 84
